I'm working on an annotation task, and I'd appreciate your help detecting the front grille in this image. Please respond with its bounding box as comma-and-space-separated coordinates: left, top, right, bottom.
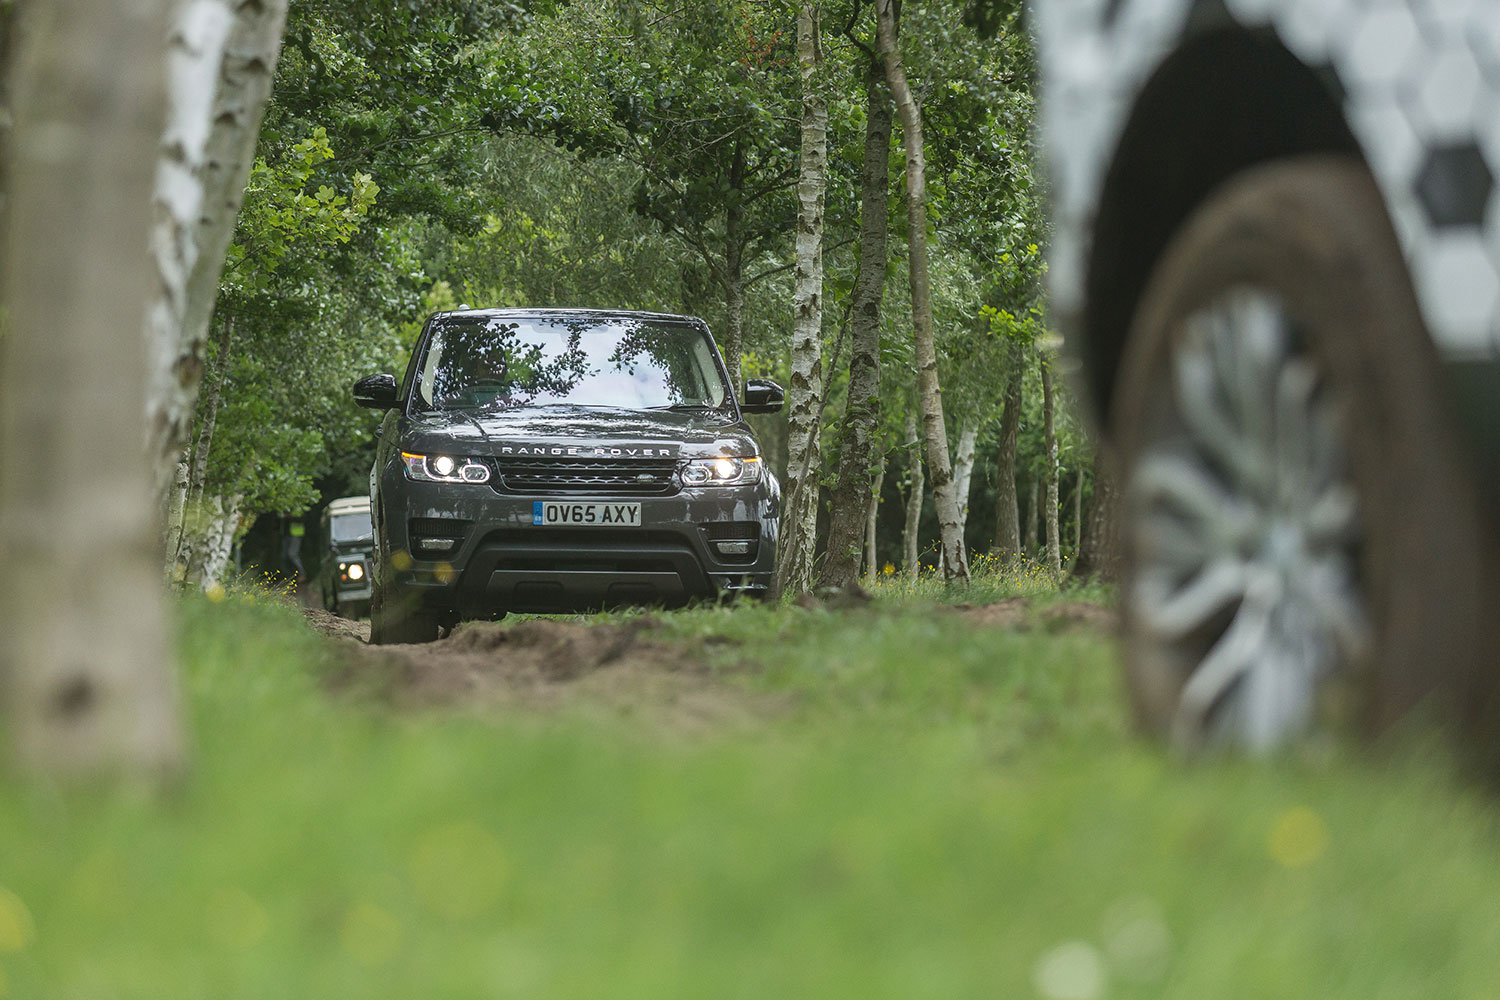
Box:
489, 458, 679, 497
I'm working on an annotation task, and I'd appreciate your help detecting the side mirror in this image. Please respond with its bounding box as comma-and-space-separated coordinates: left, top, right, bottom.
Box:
353, 373, 400, 410
741, 378, 784, 414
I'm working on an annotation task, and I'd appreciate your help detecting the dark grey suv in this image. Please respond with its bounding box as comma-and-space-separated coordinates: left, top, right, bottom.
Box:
354, 309, 783, 644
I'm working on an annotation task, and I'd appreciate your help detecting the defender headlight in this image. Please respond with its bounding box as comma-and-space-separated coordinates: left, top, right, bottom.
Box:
681, 455, 762, 486
347, 562, 364, 581
401, 452, 491, 484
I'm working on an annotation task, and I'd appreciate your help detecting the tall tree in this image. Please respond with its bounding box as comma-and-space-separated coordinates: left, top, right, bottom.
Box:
991, 344, 1024, 557
876, 0, 969, 584
900, 411, 924, 578
864, 451, 887, 585
951, 418, 980, 537
1041, 354, 1062, 579
2, 0, 182, 774
1073, 452, 1121, 582
146, 0, 290, 500
776, 2, 830, 597
820, 49, 893, 592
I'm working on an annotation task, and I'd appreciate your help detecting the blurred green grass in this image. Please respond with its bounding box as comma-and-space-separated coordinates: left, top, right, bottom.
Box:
2, 585, 1500, 999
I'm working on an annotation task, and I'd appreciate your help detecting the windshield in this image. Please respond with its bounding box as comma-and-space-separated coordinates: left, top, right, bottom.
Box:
330, 512, 372, 544
413, 316, 730, 412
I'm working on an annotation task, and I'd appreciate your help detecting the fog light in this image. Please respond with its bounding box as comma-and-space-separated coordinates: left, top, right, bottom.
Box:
714, 540, 753, 557
416, 536, 460, 553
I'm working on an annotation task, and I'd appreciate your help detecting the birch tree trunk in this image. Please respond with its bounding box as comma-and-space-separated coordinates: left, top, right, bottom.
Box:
146, 0, 290, 500
163, 459, 191, 567
1042, 358, 1062, 580
197, 494, 243, 589
901, 412, 924, 579
991, 347, 1023, 557
819, 54, 892, 591
175, 314, 234, 584
876, 0, 969, 584
951, 419, 979, 540
1, 0, 183, 775
863, 452, 887, 586
774, 3, 828, 598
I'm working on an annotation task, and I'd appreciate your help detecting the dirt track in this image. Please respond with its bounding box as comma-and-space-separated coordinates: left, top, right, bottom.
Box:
305, 597, 1116, 729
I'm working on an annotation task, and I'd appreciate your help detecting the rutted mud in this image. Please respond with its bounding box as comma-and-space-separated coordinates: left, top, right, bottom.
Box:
307, 610, 778, 732
303, 596, 1116, 730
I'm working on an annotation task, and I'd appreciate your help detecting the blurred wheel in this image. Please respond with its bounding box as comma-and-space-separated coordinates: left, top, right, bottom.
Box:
1112, 157, 1493, 751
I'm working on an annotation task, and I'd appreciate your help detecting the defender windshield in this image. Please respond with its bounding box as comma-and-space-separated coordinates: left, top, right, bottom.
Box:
413, 316, 730, 412
330, 513, 373, 544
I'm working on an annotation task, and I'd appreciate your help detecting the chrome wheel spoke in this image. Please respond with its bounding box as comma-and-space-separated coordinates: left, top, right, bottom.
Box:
1135, 557, 1249, 640
1131, 289, 1369, 751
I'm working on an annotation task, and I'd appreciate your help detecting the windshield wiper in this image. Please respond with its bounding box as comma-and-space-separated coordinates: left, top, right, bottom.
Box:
447, 408, 491, 442
647, 403, 727, 412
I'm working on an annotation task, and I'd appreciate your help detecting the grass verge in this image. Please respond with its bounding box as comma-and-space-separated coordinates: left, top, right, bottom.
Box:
1, 586, 1498, 999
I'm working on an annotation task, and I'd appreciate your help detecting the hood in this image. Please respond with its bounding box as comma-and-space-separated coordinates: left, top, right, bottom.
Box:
400, 404, 760, 460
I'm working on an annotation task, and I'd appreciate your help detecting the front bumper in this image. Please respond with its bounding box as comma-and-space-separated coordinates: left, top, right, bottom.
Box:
384, 481, 777, 616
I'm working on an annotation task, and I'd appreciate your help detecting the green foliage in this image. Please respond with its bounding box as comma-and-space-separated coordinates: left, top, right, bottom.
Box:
226, 128, 378, 294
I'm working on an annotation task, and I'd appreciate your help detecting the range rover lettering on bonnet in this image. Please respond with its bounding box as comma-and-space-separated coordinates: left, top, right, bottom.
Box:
499, 445, 677, 458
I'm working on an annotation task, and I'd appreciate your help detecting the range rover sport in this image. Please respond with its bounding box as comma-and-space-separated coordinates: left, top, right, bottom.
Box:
354, 308, 783, 645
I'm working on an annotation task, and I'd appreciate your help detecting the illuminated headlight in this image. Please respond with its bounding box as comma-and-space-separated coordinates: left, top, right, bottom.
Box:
401, 452, 491, 483
346, 562, 364, 581
681, 455, 762, 486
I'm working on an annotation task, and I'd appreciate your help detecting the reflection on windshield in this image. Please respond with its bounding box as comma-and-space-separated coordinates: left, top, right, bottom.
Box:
330, 513, 373, 544
414, 316, 729, 412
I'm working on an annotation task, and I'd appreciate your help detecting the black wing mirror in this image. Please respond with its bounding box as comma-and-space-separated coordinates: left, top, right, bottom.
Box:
741, 378, 784, 414
353, 373, 400, 409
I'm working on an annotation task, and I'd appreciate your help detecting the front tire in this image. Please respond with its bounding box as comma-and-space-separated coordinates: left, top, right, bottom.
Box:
1112, 156, 1494, 751
368, 567, 440, 645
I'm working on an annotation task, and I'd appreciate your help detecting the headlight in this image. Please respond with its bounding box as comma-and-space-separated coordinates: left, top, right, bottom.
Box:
347, 562, 364, 581
681, 455, 762, 486
401, 452, 491, 484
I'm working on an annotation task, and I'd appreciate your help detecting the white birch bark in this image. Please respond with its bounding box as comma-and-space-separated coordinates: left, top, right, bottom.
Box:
197, 495, 243, 588
146, 0, 289, 502
951, 419, 979, 539
1, 0, 183, 775
901, 412, 923, 579
775, 2, 828, 598
163, 459, 191, 574
1042, 358, 1062, 580
875, 0, 970, 584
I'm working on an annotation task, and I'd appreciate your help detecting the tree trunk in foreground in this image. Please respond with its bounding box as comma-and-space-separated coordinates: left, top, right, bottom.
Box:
991, 347, 1023, 558
775, 2, 829, 598
901, 412, 923, 579
876, 0, 969, 584
1, 0, 183, 775
819, 54, 892, 592
863, 452, 887, 586
146, 0, 289, 501
1073, 450, 1122, 582
951, 419, 979, 540
1042, 357, 1062, 580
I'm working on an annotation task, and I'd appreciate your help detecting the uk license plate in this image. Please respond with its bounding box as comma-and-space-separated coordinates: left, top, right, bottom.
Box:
532, 500, 642, 526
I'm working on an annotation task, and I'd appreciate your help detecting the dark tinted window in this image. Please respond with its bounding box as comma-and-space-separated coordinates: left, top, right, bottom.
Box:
413, 316, 728, 411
